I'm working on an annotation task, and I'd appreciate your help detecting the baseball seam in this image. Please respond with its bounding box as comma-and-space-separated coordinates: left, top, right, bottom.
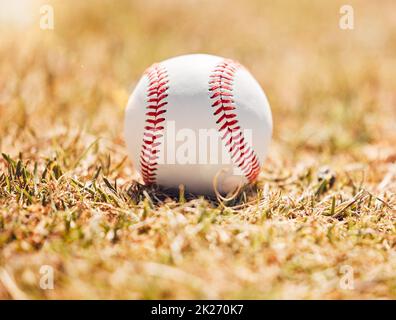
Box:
209, 59, 261, 182
139, 63, 169, 185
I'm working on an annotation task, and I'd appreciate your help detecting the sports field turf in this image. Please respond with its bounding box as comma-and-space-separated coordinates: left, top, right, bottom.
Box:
0, 0, 395, 299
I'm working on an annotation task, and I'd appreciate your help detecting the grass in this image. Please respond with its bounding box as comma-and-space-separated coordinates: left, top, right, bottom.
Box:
0, 0, 395, 299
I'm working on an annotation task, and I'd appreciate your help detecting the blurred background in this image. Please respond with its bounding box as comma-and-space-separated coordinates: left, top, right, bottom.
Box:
1, 0, 395, 162
0, 0, 395, 299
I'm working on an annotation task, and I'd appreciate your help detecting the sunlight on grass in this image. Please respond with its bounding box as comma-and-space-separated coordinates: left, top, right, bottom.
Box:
0, 0, 395, 300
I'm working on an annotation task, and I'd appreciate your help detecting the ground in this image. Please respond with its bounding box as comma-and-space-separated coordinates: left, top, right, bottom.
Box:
0, 0, 395, 299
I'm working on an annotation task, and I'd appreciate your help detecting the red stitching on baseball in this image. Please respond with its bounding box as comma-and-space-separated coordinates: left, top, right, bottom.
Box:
139, 63, 169, 185
209, 59, 261, 182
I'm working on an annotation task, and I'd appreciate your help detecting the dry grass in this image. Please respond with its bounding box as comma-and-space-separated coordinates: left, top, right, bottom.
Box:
0, 0, 395, 299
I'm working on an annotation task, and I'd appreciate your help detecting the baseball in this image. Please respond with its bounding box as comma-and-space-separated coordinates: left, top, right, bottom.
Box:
124, 54, 272, 195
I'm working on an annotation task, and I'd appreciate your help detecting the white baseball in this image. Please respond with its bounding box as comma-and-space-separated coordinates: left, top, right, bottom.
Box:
124, 54, 272, 195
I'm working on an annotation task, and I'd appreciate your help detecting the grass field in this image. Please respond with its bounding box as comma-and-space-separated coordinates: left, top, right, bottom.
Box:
0, 0, 395, 299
